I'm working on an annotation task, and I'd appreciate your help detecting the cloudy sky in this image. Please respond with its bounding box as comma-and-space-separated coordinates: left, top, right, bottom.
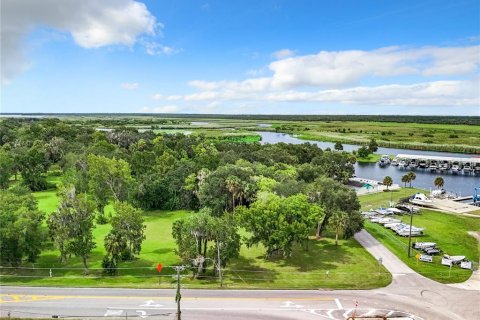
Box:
1, 0, 479, 115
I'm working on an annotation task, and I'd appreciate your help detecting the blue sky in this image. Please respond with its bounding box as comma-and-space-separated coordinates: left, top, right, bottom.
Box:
1, 0, 479, 115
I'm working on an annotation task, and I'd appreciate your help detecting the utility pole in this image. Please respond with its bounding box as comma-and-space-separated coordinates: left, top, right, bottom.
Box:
217, 241, 223, 288
407, 207, 414, 258
174, 266, 185, 320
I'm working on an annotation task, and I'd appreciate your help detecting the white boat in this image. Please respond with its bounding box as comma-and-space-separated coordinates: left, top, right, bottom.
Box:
398, 159, 406, 168
451, 161, 461, 174
378, 155, 391, 167
429, 160, 438, 172
391, 158, 399, 166
418, 159, 427, 168
463, 162, 472, 174
413, 242, 437, 250
439, 160, 449, 171
410, 193, 434, 207
408, 159, 418, 169
474, 163, 480, 173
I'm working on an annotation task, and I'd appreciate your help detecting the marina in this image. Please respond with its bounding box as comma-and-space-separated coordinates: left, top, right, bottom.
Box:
257, 132, 480, 196
393, 154, 480, 175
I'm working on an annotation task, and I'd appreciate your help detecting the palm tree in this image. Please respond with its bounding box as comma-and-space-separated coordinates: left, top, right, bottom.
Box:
401, 174, 410, 188
434, 176, 445, 189
383, 176, 393, 190
329, 211, 348, 246
407, 172, 416, 188
225, 175, 241, 210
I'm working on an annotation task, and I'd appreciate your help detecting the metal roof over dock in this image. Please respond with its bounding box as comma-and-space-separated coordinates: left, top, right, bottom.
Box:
396, 153, 480, 163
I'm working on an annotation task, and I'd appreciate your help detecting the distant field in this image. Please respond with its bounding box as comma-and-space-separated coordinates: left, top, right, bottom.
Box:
359, 189, 480, 283
1, 186, 391, 289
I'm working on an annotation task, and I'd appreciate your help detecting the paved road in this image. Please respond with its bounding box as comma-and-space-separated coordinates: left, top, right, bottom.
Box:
0, 230, 478, 320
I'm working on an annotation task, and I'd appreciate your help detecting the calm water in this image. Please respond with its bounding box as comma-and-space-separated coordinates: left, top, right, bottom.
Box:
257, 132, 480, 196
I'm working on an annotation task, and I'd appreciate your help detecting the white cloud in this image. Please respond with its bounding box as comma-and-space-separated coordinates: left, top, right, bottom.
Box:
120, 82, 139, 90
1, 0, 157, 84
142, 41, 180, 56
189, 45, 479, 91
151, 94, 182, 100
272, 49, 296, 59
179, 78, 480, 107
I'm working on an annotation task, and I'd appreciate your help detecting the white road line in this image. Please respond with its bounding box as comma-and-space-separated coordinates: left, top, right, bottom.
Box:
334, 298, 343, 310
342, 309, 352, 318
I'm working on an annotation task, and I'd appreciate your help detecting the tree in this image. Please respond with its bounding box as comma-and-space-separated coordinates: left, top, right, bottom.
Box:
368, 138, 378, 153
225, 175, 242, 209
0, 149, 14, 189
18, 141, 49, 191
48, 186, 96, 272
0, 189, 45, 266
434, 176, 445, 189
329, 211, 348, 246
311, 151, 355, 184
172, 208, 240, 277
198, 164, 256, 216
305, 176, 361, 238
109, 201, 146, 260
239, 193, 323, 257
102, 230, 126, 276
407, 172, 416, 188
334, 142, 343, 151
401, 174, 410, 188
87, 154, 135, 222
357, 146, 370, 158
383, 176, 393, 190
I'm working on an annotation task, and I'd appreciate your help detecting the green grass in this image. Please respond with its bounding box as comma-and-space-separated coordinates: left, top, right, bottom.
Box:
356, 154, 382, 163
359, 189, 480, 283
289, 120, 480, 154
2, 187, 391, 289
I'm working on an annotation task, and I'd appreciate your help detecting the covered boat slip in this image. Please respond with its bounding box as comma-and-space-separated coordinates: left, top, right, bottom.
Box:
396, 153, 480, 166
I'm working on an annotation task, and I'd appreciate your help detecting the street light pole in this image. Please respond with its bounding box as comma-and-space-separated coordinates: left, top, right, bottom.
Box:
407, 207, 414, 258
174, 266, 184, 320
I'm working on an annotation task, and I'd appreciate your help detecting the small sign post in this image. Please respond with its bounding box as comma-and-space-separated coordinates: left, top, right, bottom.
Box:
157, 263, 163, 285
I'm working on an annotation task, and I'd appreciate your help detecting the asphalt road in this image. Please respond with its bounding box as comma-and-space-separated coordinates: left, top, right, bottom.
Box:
0, 230, 478, 320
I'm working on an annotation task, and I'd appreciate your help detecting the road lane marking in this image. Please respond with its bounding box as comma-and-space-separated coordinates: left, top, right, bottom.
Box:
334, 298, 343, 310
0, 294, 334, 302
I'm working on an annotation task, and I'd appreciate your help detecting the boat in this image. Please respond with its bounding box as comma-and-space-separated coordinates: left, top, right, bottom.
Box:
451, 161, 461, 174
391, 158, 398, 166
439, 160, 449, 172
463, 162, 472, 174
398, 159, 406, 168
429, 160, 438, 172
410, 193, 434, 207
475, 162, 480, 174
408, 159, 418, 169
418, 159, 427, 168
378, 155, 391, 167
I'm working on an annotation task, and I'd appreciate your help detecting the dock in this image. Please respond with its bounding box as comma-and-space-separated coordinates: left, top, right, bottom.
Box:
396, 154, 480, 165
393, 153, 480, 174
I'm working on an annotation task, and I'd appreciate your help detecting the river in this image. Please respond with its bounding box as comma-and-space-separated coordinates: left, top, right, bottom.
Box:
257, 131, 480, 196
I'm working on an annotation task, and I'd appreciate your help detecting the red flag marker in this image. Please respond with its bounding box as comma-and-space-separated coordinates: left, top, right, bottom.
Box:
157, 263, 163, 273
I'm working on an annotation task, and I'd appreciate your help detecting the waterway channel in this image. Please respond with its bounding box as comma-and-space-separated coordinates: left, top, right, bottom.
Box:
257, 131, 480, 197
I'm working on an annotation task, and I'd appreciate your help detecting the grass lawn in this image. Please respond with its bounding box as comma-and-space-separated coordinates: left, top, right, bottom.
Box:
359, 189, 480, 283
2, 188, 391, 289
